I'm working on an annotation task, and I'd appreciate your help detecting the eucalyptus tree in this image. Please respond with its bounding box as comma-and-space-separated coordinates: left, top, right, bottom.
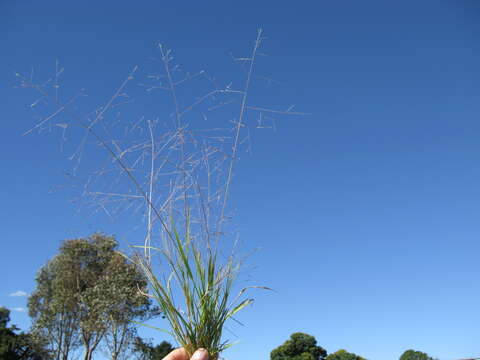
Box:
28, 256, 80, 360
29, 234, 153, 360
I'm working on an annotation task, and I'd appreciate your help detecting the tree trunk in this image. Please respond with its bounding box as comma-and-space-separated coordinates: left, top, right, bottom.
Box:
83, 348, 93, 360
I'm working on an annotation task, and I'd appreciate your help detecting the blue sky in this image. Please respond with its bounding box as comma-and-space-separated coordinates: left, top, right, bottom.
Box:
1, 1, 480, 359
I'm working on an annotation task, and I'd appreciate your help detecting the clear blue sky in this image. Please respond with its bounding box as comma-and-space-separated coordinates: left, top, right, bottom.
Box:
1, 1, 480, 359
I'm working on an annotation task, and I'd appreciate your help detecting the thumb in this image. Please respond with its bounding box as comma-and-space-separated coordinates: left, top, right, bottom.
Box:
191, 348, 209, 360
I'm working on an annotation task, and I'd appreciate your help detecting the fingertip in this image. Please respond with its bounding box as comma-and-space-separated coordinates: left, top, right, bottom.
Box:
191, 348, 209, 360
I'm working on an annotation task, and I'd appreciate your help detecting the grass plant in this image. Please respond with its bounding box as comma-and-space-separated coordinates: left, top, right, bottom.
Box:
18, 29, 302, 360
131, 217, 264, 360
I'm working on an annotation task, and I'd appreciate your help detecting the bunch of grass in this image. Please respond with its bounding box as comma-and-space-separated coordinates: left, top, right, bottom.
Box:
131, 216, 261, 360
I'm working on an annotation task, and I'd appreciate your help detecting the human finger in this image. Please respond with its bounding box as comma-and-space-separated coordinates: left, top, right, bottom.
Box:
191, 348, 209, 360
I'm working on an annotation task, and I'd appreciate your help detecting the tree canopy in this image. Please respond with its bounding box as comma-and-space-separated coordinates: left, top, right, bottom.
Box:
271, 332, 327, 360
325, 349, 367, 360
0, 306, 50, 360
28, 233, 153, 360
399, 349, 435, 360
133, 337, 174, 360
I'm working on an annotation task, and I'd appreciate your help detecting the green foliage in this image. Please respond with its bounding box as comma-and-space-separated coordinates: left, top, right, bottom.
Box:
28, 251, 80, 360
399, 349, 434, 360
28, 234, 153, 360
0, 307, 51, 360
270, 333, 327, 360
133, 337, 174, 360
0, 307, 10, 329
325, 349, 367, 360
132, 217, 262, 360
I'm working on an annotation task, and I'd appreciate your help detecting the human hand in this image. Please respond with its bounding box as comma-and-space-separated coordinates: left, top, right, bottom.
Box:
163, 347, 209, 360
